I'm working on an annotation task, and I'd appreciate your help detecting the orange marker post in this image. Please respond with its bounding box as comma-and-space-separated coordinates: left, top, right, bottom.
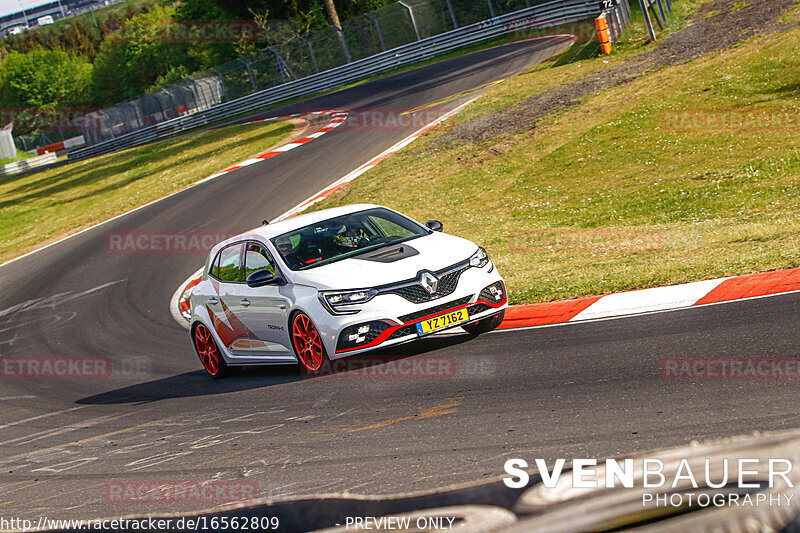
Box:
595, 15, 612, 54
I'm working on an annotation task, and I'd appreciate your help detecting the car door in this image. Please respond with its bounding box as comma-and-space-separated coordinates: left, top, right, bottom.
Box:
238, 241, 293, 356
206, 242, 257, 352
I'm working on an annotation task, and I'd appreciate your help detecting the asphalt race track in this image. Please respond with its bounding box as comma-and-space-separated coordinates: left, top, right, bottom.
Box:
1, 36, 800, 525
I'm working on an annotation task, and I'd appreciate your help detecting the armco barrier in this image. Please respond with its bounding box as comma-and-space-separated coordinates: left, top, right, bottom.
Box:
68, 0, 629, 162
0, 152, 57, 177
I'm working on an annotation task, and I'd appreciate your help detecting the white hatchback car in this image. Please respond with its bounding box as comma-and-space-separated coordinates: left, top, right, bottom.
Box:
190, 205, 507, 377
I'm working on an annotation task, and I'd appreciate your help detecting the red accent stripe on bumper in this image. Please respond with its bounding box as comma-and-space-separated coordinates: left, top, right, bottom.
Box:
335, 298, 507, 354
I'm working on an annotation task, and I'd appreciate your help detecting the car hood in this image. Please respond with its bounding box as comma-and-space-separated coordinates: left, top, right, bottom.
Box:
288, 232, 479, 290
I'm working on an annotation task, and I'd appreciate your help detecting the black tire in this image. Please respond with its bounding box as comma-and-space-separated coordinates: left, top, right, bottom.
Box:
192, 322, 232, 379
462, 309, 505, 335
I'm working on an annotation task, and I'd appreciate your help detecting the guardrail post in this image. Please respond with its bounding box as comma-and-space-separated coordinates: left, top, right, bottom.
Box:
365, 13, 387, 50
638, 0, 657, 41
445, 0, 459, 28
487, 0, 497, 18
664, 0, 672, 13
398, 1, 422, 41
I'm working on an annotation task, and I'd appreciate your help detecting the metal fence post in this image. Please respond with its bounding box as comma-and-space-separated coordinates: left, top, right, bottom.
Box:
238, 58, 259, 90
617, 0, 630, 24
267, 46, 297, 82
210, 68, 229, 101
664, 0, 672, 13
333, 26, 353, 63
445, 0, 459, 28
608, 9, 621, 41
648, 0, 664, 29
365, 13, 387, 51
638, 0, 657, 41
297, 36, 320, 73
655, 0, 667, 25
398, 1, 422, 41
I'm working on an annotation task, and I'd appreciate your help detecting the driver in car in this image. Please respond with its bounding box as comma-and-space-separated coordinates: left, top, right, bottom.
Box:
334, 221, 370, 250
276, 236, 304, 269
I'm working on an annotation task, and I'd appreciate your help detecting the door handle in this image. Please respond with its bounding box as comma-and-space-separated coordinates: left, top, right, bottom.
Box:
207, 297, 219, 305
241, 298, 251, 307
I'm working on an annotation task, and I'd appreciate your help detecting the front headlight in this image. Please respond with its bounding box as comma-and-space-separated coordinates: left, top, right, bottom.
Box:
469, 247, 489, 268
319, 289, 378, 315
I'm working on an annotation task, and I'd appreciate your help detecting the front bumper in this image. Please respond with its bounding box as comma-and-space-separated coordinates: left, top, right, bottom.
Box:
326, 264, 507, 358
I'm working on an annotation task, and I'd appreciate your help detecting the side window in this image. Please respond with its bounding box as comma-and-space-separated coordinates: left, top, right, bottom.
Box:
244, 242, 275, 279
210, 251, 221, 278
217, 244, 243, 282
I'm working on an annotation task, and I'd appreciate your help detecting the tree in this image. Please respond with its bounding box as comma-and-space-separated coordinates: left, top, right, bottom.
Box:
0, 48, 92, 109
90, 4, 191, 105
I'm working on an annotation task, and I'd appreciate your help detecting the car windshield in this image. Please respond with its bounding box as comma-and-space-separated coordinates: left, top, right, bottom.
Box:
270, 208, 428, 270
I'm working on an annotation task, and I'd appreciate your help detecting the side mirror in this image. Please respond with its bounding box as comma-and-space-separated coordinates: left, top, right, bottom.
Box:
246, 269, 276, 288
426, 220, 443, 232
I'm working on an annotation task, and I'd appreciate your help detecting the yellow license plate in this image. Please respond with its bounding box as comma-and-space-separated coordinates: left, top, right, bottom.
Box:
416, 308, 470, 335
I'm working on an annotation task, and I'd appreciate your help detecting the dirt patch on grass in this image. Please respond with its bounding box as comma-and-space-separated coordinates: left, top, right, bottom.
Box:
437, 0, 798, 147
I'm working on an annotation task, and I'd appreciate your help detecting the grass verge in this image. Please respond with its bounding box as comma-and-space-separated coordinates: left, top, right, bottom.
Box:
0, 151, 35, 166
312, 13, 800, 304
0, 119, 294, 263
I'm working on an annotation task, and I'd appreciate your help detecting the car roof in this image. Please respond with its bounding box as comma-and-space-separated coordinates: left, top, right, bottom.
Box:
210, 204, 384, 253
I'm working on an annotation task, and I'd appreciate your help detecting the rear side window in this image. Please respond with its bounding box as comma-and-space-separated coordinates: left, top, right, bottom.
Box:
215, 244, 243, 282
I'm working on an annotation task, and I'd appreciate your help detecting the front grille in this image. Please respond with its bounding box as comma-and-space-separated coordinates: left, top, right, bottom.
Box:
387, 324, 418, 341
381, 264, 468, 304
398, 296, 472, 324
467, 303, 491, 315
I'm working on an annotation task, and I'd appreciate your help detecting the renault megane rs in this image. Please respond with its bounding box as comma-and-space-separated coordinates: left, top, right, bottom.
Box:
189, 204, 507, 377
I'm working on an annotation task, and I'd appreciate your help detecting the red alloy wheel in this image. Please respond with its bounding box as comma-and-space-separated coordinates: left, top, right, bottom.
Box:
292, 313, 325, 372
194, 323, 220, 376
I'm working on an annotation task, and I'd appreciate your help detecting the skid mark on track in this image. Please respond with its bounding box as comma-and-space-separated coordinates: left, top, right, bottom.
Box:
195, 446, 254, 468
348, 398, 462, 433
4, 418, 165, 461
0, 406, 86, 430
0, 481, 44, 498
0, 412, 135, 447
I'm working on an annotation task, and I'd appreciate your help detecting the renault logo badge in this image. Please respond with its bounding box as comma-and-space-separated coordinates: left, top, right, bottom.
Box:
420, 272, 438, 295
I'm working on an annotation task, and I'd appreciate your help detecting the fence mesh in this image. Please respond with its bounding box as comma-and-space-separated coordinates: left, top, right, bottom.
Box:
75, 0, 560, 146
